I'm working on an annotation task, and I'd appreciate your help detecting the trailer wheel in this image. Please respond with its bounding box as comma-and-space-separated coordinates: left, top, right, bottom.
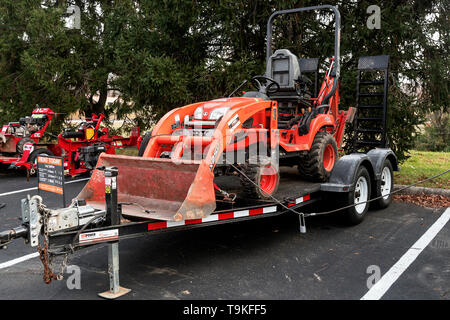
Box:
343, 166, 371, 225
28, 149, 54, 175
373, 160, 394, 209
138, 130, 152, 157
298, 131, 337, 182
240, 155, 280, 199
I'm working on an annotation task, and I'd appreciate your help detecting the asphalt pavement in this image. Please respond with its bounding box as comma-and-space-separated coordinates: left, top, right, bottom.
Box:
0, 169, 448, 300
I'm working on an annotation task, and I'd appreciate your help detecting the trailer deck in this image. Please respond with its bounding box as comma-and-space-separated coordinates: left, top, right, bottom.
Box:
47, 166, 320, 251
215, 166, 321, 205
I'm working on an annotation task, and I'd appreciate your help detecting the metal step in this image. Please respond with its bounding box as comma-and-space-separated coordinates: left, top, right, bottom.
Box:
355, 140, 383, 146
358, 104, 384, 109
356, 128, 384, 133
358, 92, 384, 97
359, 80, 385, 85
356, 117, 383, 121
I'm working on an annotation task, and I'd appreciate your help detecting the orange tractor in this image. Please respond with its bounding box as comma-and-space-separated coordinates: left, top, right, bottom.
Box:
78, 5, 352, 222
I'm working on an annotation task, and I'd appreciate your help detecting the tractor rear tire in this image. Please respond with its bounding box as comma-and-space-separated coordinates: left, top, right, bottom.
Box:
239, 155, 280, 200
298, 131, 337, 182
16, 138, 34, 155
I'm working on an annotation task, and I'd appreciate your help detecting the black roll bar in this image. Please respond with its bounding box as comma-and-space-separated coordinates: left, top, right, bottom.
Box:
266, 5, 341, 104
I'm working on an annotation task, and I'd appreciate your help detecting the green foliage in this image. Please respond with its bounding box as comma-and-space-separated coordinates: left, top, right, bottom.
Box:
0, 0, 447, 161
394, 150, 450, 189
415, 109, 450, 152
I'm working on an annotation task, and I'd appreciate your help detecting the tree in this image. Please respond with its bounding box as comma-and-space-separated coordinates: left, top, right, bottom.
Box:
0, 0, 447, 160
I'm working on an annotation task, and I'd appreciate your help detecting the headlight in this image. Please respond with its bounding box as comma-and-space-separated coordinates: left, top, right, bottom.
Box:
194, 107, 203, 120
209, 107, 231, 121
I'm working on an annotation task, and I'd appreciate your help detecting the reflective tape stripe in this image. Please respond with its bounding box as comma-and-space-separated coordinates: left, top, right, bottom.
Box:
288, 194, 311, 207
147, 205, 279, 231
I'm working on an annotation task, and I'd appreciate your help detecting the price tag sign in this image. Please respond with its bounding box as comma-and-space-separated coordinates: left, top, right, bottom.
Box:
37, 155, 66, 207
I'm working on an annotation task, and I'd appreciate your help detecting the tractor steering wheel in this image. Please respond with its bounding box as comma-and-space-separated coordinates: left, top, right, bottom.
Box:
251, 76, 280, 95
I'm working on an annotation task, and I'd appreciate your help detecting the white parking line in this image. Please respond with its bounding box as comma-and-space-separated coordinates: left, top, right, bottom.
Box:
361, 207, 450, 300
0, 177, 90, 197
0, 252, 39, 270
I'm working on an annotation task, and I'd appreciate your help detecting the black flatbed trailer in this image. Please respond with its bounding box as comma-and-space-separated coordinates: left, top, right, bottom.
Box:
47, 145, 399, 252
0, 147, 398, 298
48, 167, 321, 250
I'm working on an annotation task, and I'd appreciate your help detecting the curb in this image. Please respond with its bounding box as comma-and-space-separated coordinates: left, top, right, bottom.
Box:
394, 184, 450, 197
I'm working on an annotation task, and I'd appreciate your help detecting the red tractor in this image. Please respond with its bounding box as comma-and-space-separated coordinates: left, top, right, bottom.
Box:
0, 107, 57, 172
54, 113, 140, 176
1, 108, 140, 176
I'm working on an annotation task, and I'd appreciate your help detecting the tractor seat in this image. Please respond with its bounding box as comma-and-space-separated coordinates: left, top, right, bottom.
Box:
266, 49, 301, 97
265, 49, 305, 128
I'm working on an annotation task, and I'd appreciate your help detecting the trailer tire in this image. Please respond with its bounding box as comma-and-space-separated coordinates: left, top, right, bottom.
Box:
138, 130, 152, 157
298, 131, 337, 182
373, 159, 394, 209
16, 138, 34, 155
342, 166, 371, 225
239, 155, 280, 199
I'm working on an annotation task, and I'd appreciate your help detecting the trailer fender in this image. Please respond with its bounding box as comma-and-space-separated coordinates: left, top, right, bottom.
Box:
366, 148, 399, 177
366, 148, 398, 199
320, 153, 375, 193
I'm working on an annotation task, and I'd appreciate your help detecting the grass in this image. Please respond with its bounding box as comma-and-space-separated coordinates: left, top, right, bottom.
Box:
394, 150, 450, 189
115, 148, 449, 189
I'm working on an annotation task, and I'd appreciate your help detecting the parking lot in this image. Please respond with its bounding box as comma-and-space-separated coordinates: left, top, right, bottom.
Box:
0, 171, 449, 300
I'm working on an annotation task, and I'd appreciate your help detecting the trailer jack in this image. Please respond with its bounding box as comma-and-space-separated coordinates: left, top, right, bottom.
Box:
97, 167, 130, 299
99, 242, 131, 299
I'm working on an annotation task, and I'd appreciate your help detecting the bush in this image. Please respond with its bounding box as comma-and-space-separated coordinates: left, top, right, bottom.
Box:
415, 110, 450, 152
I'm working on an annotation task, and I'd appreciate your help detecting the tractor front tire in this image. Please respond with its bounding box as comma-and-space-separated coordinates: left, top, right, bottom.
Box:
298, 131, 337, 182
239, 155, 280, 200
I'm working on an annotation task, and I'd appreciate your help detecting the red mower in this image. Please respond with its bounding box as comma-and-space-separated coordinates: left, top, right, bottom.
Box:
0, 108, 140, 176
54, 113, 140, 176
0, 107, 57, 173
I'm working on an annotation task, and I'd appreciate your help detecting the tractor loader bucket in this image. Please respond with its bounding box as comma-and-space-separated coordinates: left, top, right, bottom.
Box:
76, 154, 216, 221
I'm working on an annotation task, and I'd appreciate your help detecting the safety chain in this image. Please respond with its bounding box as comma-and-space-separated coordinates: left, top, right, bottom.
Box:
36, 203, 68, 284
215, 185, 237, 202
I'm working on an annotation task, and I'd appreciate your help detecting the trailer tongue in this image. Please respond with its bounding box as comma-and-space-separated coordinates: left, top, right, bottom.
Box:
77, 153, 216, 221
